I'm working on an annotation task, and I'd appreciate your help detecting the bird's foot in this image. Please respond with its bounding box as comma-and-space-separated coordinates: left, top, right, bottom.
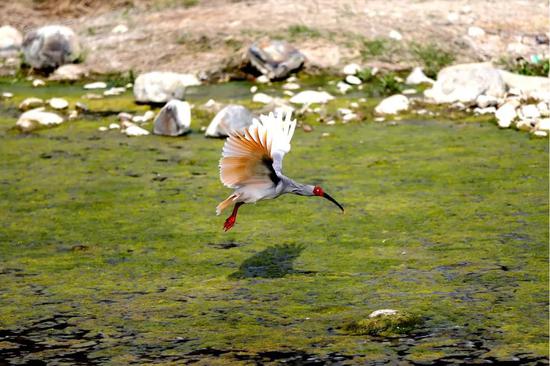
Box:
223, 215, 236, 231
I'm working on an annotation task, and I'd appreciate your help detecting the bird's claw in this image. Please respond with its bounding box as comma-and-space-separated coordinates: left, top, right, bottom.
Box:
223, 216, 236, 231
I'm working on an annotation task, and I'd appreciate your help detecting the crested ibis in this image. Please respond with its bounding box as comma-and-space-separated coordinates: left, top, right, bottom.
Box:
216, 111, 344, 231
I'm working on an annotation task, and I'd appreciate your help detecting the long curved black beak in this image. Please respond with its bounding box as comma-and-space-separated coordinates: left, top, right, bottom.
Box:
323, 192, 344, 212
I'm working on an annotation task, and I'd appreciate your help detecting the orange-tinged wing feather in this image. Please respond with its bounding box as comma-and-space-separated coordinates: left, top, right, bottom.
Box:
220, 125, 278, 189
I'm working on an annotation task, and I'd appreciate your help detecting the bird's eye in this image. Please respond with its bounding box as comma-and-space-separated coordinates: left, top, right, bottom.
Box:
313, 186, 323, 196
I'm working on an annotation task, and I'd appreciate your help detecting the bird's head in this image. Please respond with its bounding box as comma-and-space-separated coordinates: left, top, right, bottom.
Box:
312, 185, 344, 212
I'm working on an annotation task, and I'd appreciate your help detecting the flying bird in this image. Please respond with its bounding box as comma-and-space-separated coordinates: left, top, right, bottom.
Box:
216, 111, 344, 231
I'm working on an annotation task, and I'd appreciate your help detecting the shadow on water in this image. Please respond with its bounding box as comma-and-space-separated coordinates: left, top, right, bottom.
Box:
229, 244, 305, 279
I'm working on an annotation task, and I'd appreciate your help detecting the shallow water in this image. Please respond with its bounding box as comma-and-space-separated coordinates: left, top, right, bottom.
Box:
0, 77, 548, 365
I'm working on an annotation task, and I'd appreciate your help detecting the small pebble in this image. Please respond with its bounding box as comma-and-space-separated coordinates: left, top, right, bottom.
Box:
84, 82, 107, 90
302, 124, 313, 132
98, 126, 108, 132
109, 123, 120, 129
2, 92, 14, 98
250, 86, 258, 93
32, 79, 45, 87
321, 132, 330, 137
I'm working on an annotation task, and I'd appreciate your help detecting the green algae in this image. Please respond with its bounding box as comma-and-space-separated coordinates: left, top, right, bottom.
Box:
0, 77, 548, 364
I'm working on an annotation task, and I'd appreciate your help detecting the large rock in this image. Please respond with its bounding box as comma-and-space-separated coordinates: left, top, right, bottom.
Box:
22, 25, 81, 70
205, 105, 254, 138
495, 103, 517, 128
498, 70, 550, 101
0, 25, 22, 56
16, 108, 64, 132
375, 94, 409, 115
153, 100, 191, 136
290, 90, 334, 105
133, 71, 200, 103
247, 39, 305, 80
424, 63, 506, 104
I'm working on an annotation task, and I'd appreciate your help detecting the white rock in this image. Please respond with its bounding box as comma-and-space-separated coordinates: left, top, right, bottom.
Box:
103, 87, 126, 96
32, 79, 45, 87
337, 81, 352, 94
342, 113, 358, 122
476, 94, 498, 108
0, 25, 23, 55
49, 64, 87, 81
68, 110, 78, 120
468, 26, 485, 38
133, 72, 200, 103
22, 25, 80, 69
256, 75, 269, 84
205, 105, 254, 138
132, 110, 156, 123
495, 103, 517, 128
290, 90, 334, 104
402, 88, 417, 95
48, 97, 69, 110
109, 123, 120, 130
424, 63, 506, 104
519, 105, 541, 120
461, 5, 472, 14
282, 82, 300, 90
98, 126, 108, 132
252, 92, 273, 104
537, 102, 549, 117
1, 92, 13, 98
84, 82, 107, 90
533, 130, 548, 137
374, 117, 385, 122
19, 97, 44, 110
338, 108, 353, 116
283, 90, 294, 97
350, 102, 359, 108
16, 108, 64, 131
153, 100, 191, 136
124, 124, 150, 136
535, 118, 550, 132
345, 75, 362, 85
405, 67, 434, 85
250, 86, 258, 93
125, 83, 133, 89
498, 71, 550, 102
447, 12, 460, 23
389, 30, 403, 41
369, 309, 398, 318
474, 107, 496, 115
343, 63, 361, 75
375, 94, 409, 115
111, 24, 128, 34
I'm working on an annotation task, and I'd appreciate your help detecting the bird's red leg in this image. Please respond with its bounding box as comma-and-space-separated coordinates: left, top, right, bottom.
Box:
224, 202, 243, 231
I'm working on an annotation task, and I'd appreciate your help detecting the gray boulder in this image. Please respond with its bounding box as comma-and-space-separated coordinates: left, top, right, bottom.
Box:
0, 25, 22, 56
133, 71, 200, 103
205, 105, 253, 138
153, 100, 191, 136
424, 63, 506, 104
22, 25, 81, 70
248, 39, 305, 80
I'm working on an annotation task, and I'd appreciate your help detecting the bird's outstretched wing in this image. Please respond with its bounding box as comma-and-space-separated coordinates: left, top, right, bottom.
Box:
219, 111, 296, 189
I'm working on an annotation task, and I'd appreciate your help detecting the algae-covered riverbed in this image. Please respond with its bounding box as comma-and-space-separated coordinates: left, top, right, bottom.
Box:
0, 78, 548, 365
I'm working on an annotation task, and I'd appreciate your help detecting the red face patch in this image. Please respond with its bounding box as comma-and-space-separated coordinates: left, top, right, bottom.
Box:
313, 186, 324, 196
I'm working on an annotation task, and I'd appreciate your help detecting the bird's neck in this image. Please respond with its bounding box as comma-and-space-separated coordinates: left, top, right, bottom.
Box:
282, 177, 312, 196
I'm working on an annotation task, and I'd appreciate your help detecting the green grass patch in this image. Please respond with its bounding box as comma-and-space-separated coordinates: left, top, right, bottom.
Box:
410, 42, 455, 78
